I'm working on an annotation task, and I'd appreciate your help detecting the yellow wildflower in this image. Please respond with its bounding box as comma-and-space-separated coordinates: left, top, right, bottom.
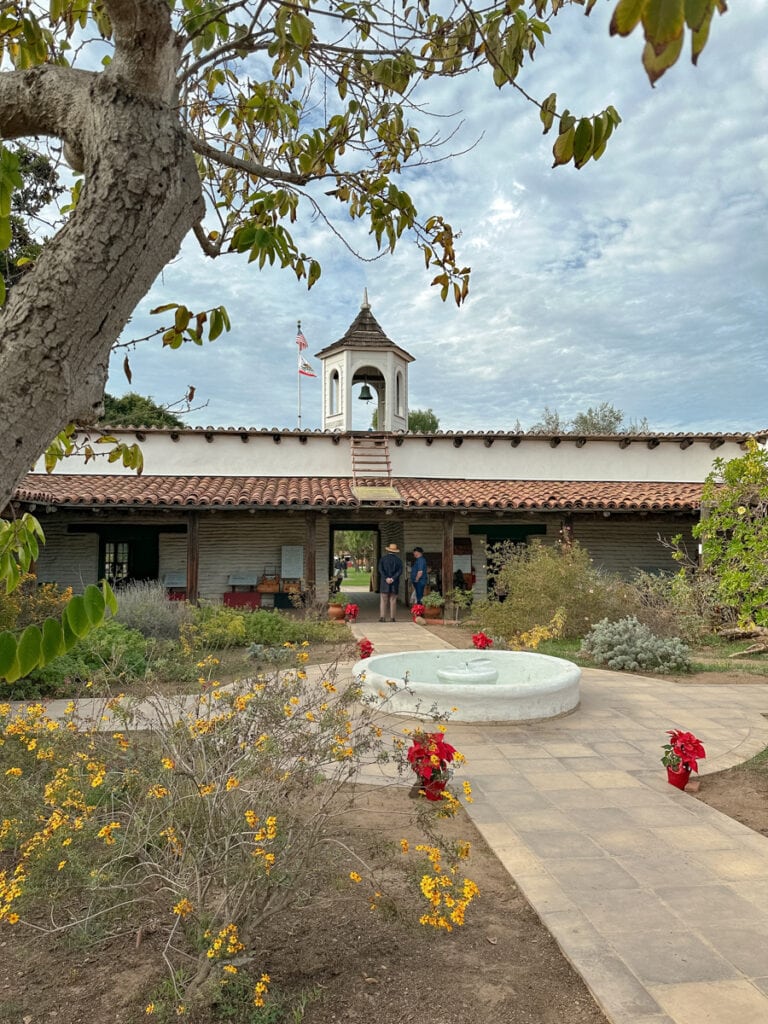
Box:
4, 768, 22, 777
172, 898, 194, 918
349, 871, 362, 883
225, 776, 240, 791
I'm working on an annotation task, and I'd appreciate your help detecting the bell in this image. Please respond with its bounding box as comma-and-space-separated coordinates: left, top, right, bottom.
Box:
358, 383, 373, 402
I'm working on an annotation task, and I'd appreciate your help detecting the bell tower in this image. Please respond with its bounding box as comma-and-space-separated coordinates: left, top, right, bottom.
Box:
315, 291, 415, 432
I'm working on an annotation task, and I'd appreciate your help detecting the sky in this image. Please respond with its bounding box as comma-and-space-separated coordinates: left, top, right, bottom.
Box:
106, 0, 768, 435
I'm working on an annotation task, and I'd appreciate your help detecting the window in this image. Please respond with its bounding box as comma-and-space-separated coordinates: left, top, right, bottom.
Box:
104, 541, 130, 585
396, 371, 403, 416
330, 369, 340, 414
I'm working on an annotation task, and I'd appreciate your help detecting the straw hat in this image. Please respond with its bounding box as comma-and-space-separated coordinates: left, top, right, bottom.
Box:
384, 543, 400, 553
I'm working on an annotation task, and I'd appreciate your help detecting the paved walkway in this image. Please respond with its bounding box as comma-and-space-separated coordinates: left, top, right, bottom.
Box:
352, 620, 768, 1024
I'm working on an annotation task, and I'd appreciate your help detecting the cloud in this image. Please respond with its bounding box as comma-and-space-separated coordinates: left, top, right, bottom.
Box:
107, 0, 768, 435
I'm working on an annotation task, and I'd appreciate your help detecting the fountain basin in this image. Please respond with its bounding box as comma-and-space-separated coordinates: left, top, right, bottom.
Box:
354, 649, 580, 723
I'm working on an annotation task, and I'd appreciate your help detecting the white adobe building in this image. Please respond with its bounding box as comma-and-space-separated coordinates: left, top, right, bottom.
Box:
9, 297, 764, 606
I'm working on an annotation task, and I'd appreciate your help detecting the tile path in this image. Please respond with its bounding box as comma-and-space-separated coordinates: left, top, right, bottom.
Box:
351, 618, 768, 1024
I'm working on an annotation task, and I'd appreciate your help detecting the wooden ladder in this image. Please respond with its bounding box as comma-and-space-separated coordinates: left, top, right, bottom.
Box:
351, 434, 392, 483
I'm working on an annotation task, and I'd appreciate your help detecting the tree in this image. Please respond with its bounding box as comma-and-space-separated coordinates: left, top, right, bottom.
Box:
571, 402, 624, 434
371, 408, 440, 431
0, 0, 726, 512
100, 393, 187, 429
407, 408, 440, 434
693, 438, 768, 627
0, 143, 62, 293
529, 406, 569, 433
528, 403, 650, 434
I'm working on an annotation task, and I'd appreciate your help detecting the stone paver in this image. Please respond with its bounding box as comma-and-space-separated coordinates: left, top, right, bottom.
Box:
350, 619, 768, 1024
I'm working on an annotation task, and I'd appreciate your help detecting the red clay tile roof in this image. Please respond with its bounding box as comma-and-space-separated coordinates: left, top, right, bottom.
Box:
14, 475, 703, 512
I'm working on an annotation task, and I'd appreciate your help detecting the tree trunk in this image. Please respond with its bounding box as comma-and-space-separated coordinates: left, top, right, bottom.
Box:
0, 72, 203, 512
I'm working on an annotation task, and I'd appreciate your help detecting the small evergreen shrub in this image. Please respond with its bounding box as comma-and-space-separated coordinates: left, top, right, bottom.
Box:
580, 616, 691, 673
113, 580, 194, 640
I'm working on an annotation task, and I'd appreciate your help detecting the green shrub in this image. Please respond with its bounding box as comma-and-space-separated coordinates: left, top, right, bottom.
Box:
580, 616, 691, 673
183, 605, 350, 651
475, 541, 627, 641
13, 620, 150, 699
113, 580, 194, 640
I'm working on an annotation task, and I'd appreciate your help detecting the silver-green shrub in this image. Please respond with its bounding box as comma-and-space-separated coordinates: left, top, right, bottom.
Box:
113, 580, 195, 639
580, 616, 691, 673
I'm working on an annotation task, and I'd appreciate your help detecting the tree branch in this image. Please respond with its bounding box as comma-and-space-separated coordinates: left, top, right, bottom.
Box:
102, 0, 181, 101
187, 132, 311, 185
0, 66, 93, 143
192, 222, 223, 257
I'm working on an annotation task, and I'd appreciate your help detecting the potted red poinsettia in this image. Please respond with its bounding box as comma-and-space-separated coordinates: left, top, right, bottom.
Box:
661, 729, 706, 790
407, 728, 458, 801
344, 602, 359, 622
356, 637, 374, 659
411, 603, 426, 622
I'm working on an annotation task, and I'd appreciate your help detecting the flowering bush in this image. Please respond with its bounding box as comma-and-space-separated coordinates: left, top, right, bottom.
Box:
661, 729, 706, 773
356, 637, 374, 659
411, 603, 426, 620
0, 649, 477, 1012
471, 631, 493, 650
344, 603, 359, 622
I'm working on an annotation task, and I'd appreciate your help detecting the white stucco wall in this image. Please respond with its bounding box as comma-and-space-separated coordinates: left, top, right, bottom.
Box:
33, 429, 752, 483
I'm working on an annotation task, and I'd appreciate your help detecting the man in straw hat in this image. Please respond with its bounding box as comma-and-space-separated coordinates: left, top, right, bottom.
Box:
378, 542, 403, 622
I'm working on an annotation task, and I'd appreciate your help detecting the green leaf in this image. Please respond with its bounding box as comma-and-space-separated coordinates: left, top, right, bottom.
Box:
0, 631, 17, 679
540, 92, 557, 135
0, 216, 10, 249
573, 118, 594, 168
42, 617, 65, 662
691, 2, 714, 63
684, 0, 712, 30
552, 126, 575, 167
103, 580, 119, 616
84, 583, 106, 625
642, 33, 683, 84
65, 594, 91, 638
610, 0, 647, 36
17, 624, 42, 677
642, 0, 684, 52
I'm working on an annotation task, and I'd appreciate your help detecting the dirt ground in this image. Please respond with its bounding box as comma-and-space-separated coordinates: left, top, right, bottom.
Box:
6, 630, 766, 1024
0, 786, 608, 1024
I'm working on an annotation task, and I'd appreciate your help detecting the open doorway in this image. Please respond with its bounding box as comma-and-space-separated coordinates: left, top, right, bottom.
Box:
331, 526, 379, 592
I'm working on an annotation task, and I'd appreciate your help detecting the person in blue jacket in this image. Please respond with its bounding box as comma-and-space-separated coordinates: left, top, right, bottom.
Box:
378, 542, 403, 621
410, 546, 428, 604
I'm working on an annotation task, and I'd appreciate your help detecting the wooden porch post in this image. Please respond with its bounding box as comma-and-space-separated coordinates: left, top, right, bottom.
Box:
186, 511, 200, 605
305, 511, 317, 600
442, 511, 455, 597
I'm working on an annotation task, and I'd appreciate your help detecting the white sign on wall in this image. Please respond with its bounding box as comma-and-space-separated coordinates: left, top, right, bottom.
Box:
281, 545, 304, 579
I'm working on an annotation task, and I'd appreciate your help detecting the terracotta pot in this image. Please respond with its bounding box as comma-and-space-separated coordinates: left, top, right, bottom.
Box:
666, 766, 691, 790
328, 605, 345, 620
423, 606, 442, 620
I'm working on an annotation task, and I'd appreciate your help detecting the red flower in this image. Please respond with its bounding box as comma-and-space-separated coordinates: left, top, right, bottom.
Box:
471, 631, 493, 650
411, 604, 426, 619
407, 731, 457, 782
356, 638, 374, 659
668, 729, 706, 773
345, 603, 359, 620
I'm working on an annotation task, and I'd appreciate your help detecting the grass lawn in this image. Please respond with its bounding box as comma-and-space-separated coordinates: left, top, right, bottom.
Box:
341, 569, 372, 588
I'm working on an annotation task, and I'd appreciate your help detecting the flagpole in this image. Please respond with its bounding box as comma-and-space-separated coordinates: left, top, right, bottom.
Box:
297, 319, 302, 430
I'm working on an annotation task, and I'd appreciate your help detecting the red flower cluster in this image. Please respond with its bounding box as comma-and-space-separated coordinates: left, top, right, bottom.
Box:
356, 637, 374, 659
344, 603, 359, 621
662, 729, 706, 773
411, 603, 426, 620
471, 631, 493, 650
407, 730, 457, 782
